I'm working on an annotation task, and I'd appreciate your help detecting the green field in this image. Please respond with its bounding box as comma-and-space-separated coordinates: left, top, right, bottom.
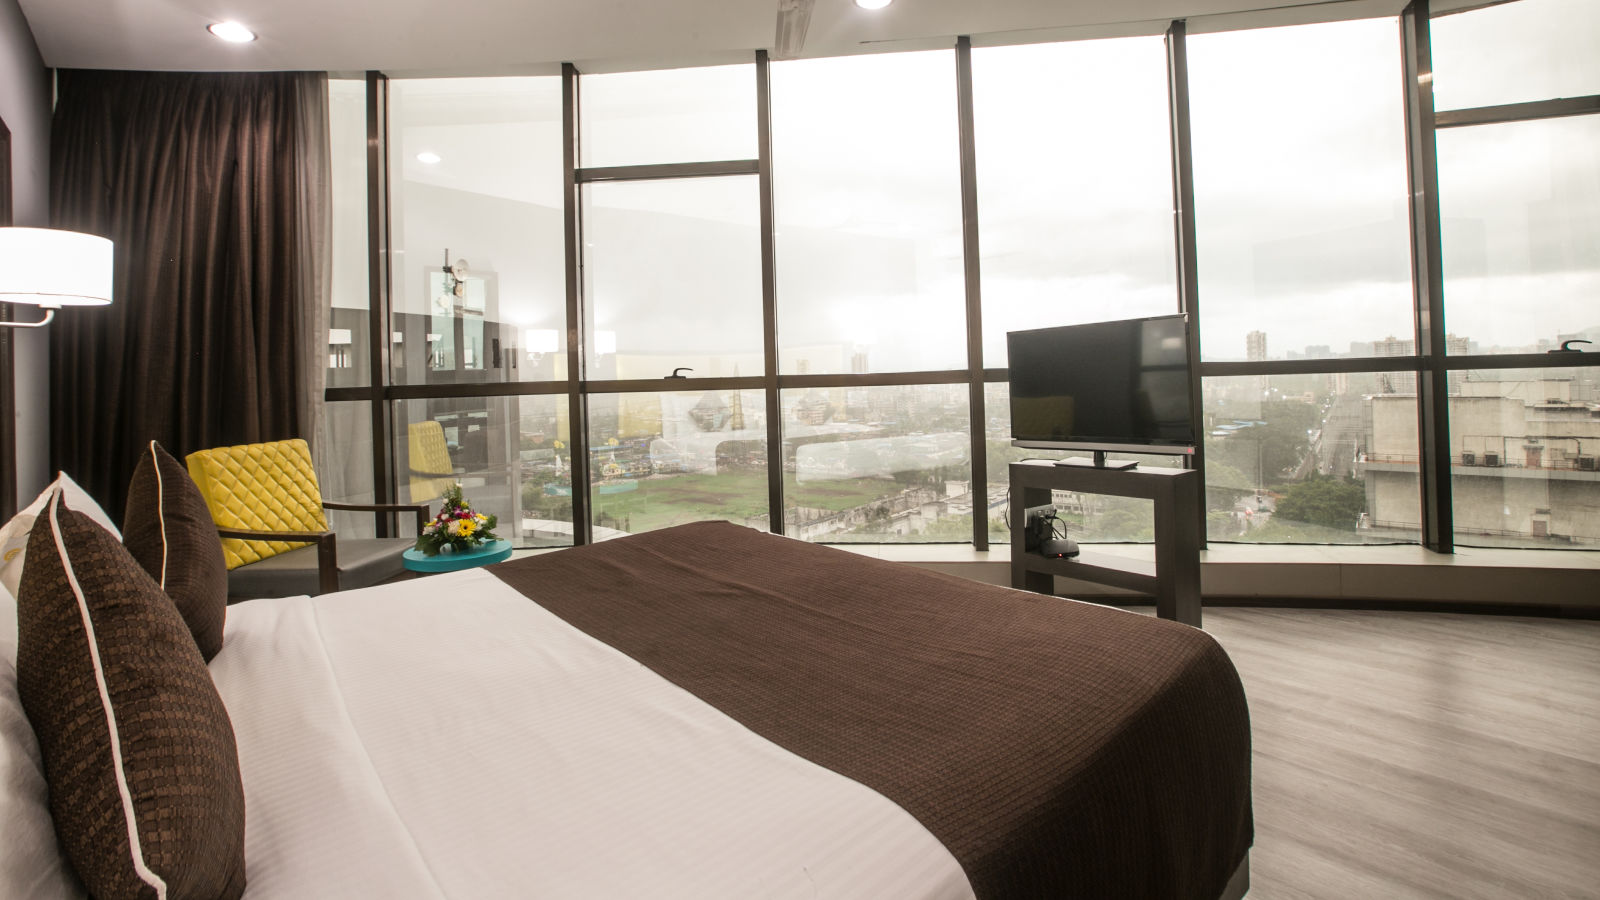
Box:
588, 469, 901, 533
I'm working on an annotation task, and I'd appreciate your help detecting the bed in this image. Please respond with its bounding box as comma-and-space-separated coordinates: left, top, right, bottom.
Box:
5, 503, 1252, 899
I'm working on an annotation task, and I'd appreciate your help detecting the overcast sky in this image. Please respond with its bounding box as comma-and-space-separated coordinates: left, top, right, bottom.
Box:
338, 1, 1599, 371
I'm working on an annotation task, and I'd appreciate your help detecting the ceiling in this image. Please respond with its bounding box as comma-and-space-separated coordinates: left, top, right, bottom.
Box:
19, 0, 1426, 75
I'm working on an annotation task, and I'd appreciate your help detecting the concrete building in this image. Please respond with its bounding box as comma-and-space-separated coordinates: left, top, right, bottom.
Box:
1362, 377, 1600, 546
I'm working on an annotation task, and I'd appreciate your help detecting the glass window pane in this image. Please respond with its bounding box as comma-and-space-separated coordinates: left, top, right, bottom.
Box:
1431, 0, 1600, 112
1188, 19, 1414, 362
1204, 373, 1420, 544
973, 37, 1177, 366
773, 51, 966, 375
984, 383, 1186, 544
328, 79, 370, 389
580, 65, 757, 168
1438, 115, 1600, 354
318, 401, 378, 540
396, 395, 573, 549
389, 78, 567, 386
782, 384, 971, 543
582, 176, 764, 378
586, 390, 769, 537
1450, 367, 1600, 549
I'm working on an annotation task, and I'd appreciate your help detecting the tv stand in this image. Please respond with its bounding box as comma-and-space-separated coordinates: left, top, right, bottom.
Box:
1054, 450, 1138, 470
1010, 460, 1202, 626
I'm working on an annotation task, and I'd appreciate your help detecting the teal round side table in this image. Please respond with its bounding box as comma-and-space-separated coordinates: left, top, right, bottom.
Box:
402, 539, 514, 574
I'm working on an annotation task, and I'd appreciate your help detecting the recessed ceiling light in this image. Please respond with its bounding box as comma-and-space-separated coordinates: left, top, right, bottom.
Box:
416, 151, 442, 165
207, 21, 257, 43
854, 0, 892, 9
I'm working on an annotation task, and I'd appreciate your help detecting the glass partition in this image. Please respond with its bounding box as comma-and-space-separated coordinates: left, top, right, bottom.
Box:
1203, 373, 1420, 543
581, 176, 764, 378
781, 384, 971, 542
388, 77, 567, 386
1188, 18, 1413, 362
1431, 0, 1600, 112
1437, 115, 1600, 355
395, 395, 573, 549
972, 37, 1177, 366
327, 79, 370, 389
772, 51, 966, 375
1449, 367, 1600, 549
580, 65, 756, 168
586, 390, 769, 538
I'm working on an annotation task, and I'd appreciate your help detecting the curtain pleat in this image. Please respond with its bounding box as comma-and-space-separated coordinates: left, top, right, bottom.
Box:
49, 70, 330, 515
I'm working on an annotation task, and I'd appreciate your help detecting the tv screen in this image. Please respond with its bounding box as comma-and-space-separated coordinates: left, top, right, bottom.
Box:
1007, 314, 1196, 454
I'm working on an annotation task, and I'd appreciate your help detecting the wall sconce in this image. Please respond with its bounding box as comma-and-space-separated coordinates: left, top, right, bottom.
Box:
0, 227, 114, 327
525, 328, 560, 364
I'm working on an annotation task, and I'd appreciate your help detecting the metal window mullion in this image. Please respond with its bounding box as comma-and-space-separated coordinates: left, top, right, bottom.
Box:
364, 71, 396, 537
1165, 20, 1207, 549
1435, 94, 1600, 129
1401, 0, 1453, 554
955, 37, 988, 551
757, 50, 785, 536
562, 63, 594, 545
576, 159, 759, 183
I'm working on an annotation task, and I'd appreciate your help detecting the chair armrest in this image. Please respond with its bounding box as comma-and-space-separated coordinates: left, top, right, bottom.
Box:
214, 528, 340, 596
321, 501, 431, 538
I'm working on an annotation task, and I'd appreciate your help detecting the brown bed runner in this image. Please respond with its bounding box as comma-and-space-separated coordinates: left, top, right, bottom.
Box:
492, 521, 1251, 899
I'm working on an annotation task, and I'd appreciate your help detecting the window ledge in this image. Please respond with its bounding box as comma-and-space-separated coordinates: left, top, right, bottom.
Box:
834, 541, 1600, 615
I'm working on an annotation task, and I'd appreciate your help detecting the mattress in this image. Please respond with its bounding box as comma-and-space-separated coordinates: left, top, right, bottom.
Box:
211, 521, 1252, 898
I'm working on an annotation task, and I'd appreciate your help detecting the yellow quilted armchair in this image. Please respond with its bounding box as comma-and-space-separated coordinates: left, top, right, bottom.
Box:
186, 438, 429, 599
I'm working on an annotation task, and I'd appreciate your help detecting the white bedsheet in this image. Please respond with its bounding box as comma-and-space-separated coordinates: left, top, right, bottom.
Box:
210, 569, 977, 900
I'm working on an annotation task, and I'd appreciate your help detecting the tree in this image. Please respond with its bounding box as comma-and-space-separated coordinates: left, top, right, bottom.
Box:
1273, 475, 1365, 531
1206, 399, 1319, 486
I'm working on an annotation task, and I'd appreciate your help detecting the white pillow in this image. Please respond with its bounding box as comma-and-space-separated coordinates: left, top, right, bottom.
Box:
1, 600, 88, 900
1, 585, 12, 666
0, 474, 121, 600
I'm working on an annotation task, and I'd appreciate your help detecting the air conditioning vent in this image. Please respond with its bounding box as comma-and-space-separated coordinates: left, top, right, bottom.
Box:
1484, 452, 1502, 467
1578, 456, 1598, 472
1460, 451, 1476, 466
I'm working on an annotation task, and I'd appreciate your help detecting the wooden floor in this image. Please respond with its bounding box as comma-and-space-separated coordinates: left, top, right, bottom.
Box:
1188, 608, 1600, 900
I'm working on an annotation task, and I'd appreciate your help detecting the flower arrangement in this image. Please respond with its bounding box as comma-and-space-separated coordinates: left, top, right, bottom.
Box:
415, 483, 500, 556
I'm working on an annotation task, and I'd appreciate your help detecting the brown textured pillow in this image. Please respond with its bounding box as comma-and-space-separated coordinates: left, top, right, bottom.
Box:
122, 440, 228, 661
15, 490, 246, 900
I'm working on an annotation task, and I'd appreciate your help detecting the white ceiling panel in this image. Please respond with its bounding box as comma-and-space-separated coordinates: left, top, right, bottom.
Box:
18, 0, 1421, 74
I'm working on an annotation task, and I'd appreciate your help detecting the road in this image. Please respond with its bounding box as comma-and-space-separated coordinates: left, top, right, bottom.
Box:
1314, 392, 1365, 479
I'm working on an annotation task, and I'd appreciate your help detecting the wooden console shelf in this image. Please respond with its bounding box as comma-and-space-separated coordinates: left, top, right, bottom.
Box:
1009, 459, 1203, 627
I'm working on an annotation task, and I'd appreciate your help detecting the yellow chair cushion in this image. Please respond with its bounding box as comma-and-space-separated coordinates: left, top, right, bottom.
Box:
408, 421, 455, 504
186, 439, 328, 570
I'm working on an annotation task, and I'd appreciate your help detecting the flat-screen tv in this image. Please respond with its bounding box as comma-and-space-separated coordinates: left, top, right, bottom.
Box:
1007, 314, 1196, 457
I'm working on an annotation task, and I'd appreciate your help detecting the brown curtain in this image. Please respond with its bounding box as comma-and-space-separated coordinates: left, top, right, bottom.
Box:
49, 70, 329, 514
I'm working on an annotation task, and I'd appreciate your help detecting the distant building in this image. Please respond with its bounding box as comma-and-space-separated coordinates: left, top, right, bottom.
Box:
1246, 331, 1267, 362
1370, 333, 1471, 394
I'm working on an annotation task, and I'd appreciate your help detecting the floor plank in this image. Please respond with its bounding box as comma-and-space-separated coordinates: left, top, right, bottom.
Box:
1193, 608, 1600, 900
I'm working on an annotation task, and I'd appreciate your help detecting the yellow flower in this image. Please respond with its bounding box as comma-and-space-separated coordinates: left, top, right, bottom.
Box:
458, 520, 477, 537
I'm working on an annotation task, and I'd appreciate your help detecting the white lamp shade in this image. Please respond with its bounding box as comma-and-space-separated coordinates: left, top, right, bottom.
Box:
0, 228, 114, 307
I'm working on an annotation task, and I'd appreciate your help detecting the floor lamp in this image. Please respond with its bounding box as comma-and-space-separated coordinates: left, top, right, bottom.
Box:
0, 227, 114, 517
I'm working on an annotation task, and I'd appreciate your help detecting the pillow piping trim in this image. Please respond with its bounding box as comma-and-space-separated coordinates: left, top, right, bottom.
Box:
46, 491, 170, 900
149, 441, 170, 590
